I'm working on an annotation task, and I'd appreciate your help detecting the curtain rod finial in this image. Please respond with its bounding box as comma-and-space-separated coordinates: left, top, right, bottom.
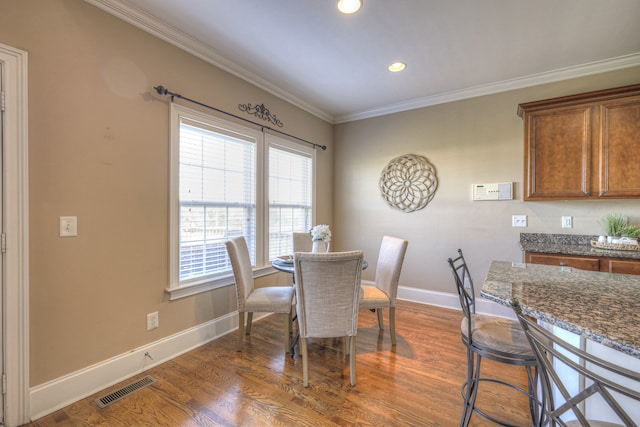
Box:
154, 85, 167, 95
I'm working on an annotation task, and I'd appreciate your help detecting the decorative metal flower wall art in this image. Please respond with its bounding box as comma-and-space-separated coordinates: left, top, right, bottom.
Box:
379, 154, 438, 212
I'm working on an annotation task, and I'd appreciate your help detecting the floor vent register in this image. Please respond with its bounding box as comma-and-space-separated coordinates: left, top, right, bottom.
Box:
95, 375, 157, 408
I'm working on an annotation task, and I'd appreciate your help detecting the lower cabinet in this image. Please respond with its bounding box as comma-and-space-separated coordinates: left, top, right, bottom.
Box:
603, 258, 640, 275
524, 251, 640, 275
524, 252, 600, 271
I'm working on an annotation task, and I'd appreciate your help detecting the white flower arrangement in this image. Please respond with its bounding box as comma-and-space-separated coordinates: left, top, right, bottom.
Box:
310, 224, 332, 242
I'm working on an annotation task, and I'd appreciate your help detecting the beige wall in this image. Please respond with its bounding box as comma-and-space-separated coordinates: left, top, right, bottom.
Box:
0, 0, 333, 386
333, 68, 640, 294
2, 0, 639, 393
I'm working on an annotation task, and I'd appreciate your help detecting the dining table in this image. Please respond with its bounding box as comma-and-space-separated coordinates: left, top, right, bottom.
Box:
272, 256, 368, 275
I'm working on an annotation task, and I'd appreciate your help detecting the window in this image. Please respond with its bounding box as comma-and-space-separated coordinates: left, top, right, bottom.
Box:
168, 104, 315, 299
268, 140, 313, 259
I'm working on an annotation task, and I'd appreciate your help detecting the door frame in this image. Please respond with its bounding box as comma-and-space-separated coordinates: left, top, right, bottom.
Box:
0, 43, 30, 427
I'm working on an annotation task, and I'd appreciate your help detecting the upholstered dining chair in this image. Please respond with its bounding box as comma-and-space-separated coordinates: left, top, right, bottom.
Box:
293, 232, 313, 253
448, 249, 538, 427
359, 236, 408, 346
225, 236, 295, 352
511, 299, 640, 427
294, 250, 364, 387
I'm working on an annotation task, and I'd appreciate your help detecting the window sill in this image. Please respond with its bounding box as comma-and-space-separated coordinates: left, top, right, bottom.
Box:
165, 265, 278, 300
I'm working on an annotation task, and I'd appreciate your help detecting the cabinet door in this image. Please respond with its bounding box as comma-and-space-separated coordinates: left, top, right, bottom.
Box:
602, 258, 640, 275
525, 253, 600, 271
524, 106, 594, 200
598, 95, 640, 198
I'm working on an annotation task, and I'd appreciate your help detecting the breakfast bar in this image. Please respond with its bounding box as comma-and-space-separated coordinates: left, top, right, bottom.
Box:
481, 260, 640, 359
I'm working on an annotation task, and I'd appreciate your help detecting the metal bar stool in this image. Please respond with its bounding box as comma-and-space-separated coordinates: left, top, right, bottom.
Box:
511, 299, 640, 427
448, 249, 539, 426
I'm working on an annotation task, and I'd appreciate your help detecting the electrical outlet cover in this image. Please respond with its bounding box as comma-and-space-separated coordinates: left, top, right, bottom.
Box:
512, 215, 527, 227
147, 312, 159, 330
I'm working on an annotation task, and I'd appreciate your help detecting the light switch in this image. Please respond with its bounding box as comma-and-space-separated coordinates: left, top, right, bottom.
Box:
59, 216, 78, 237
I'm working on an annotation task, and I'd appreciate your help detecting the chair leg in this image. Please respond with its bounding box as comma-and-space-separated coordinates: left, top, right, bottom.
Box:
349, 336, 357, 386
283, 311, 291, 353
526, 365, 540, 426
376, 309, 384, 330
245, 312, 253, 335
301, 338, 309, 387
389, 307, 396, 346
463, 352, 482, 427
237, 312, 245, 351
460, 348, 476, 427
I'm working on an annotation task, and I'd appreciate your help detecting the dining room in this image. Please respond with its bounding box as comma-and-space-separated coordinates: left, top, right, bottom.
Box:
1, 0, 640, 425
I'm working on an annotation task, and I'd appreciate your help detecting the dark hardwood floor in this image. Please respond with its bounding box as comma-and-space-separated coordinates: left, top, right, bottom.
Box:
23, 301, 532, 426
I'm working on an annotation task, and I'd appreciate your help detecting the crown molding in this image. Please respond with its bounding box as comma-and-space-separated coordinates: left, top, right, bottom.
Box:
335, 53, 640, 123
84, 0, 334, 123
84, 1, 639, 125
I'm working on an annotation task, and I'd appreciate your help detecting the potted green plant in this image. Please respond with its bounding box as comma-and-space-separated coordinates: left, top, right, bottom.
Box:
621, 224, 640, 239
602, 213, 628, 238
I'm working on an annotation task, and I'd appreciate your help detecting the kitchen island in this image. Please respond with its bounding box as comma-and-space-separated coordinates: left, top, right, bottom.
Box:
481, 260, 640, 359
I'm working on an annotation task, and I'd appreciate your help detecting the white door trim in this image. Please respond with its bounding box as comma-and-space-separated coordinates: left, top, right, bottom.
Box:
0, 43, 30, 427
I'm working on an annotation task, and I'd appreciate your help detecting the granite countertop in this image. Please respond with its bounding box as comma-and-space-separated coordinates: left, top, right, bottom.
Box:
482, 260, 640, 359
520, 233, 640, 260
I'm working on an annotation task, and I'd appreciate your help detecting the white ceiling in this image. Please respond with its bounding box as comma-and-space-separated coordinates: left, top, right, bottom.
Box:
90, 0, 640, 123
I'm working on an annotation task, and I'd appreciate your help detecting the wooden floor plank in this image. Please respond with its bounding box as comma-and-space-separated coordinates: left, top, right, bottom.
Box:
23, 301, 532, 426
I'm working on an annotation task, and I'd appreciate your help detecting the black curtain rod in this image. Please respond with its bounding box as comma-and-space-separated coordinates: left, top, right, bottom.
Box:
154, 85, 327, 151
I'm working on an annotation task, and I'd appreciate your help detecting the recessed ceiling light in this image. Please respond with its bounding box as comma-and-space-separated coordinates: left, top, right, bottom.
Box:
337, 0, 362, 14
388, 62, 407, 72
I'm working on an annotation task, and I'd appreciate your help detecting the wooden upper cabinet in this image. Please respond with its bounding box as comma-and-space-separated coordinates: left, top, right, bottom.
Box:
599, 95, 640, 198
518, 84, 640, 201
523, 105, 594, 199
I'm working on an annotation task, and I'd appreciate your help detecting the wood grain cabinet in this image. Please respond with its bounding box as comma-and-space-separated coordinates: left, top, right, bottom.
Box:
602, 258, 640, 275
518, 84, 640, 201
524, 252, 600, 271
525, 251, 640, 275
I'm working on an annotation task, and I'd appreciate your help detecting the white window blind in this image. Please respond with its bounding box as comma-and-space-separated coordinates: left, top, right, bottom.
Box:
178, 118, 256, 284
168, 103, 316, 298
268, 142, 313, 259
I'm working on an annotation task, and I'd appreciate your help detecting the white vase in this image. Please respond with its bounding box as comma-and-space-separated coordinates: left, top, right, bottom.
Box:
312, 240, 329, 253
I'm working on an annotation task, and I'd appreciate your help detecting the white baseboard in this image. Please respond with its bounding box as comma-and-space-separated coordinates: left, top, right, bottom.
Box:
397, 285, 516, 319
29, 287, 511, 421
29, 310, 268, 421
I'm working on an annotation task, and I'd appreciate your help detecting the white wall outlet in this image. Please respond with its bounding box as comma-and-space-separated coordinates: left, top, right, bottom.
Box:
147, 312, 159, 331
512, 215, 527, 227
59, 216, 78, 237
562, 216, 573, 228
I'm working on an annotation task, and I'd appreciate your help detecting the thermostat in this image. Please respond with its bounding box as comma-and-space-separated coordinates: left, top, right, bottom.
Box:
472, 182, 513, 201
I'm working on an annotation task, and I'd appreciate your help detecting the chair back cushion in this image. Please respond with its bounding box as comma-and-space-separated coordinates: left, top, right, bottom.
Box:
294, 251, 364, 339
225, 236, 255, 310
373, 236, 408, 305
293, 232, 313, 252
